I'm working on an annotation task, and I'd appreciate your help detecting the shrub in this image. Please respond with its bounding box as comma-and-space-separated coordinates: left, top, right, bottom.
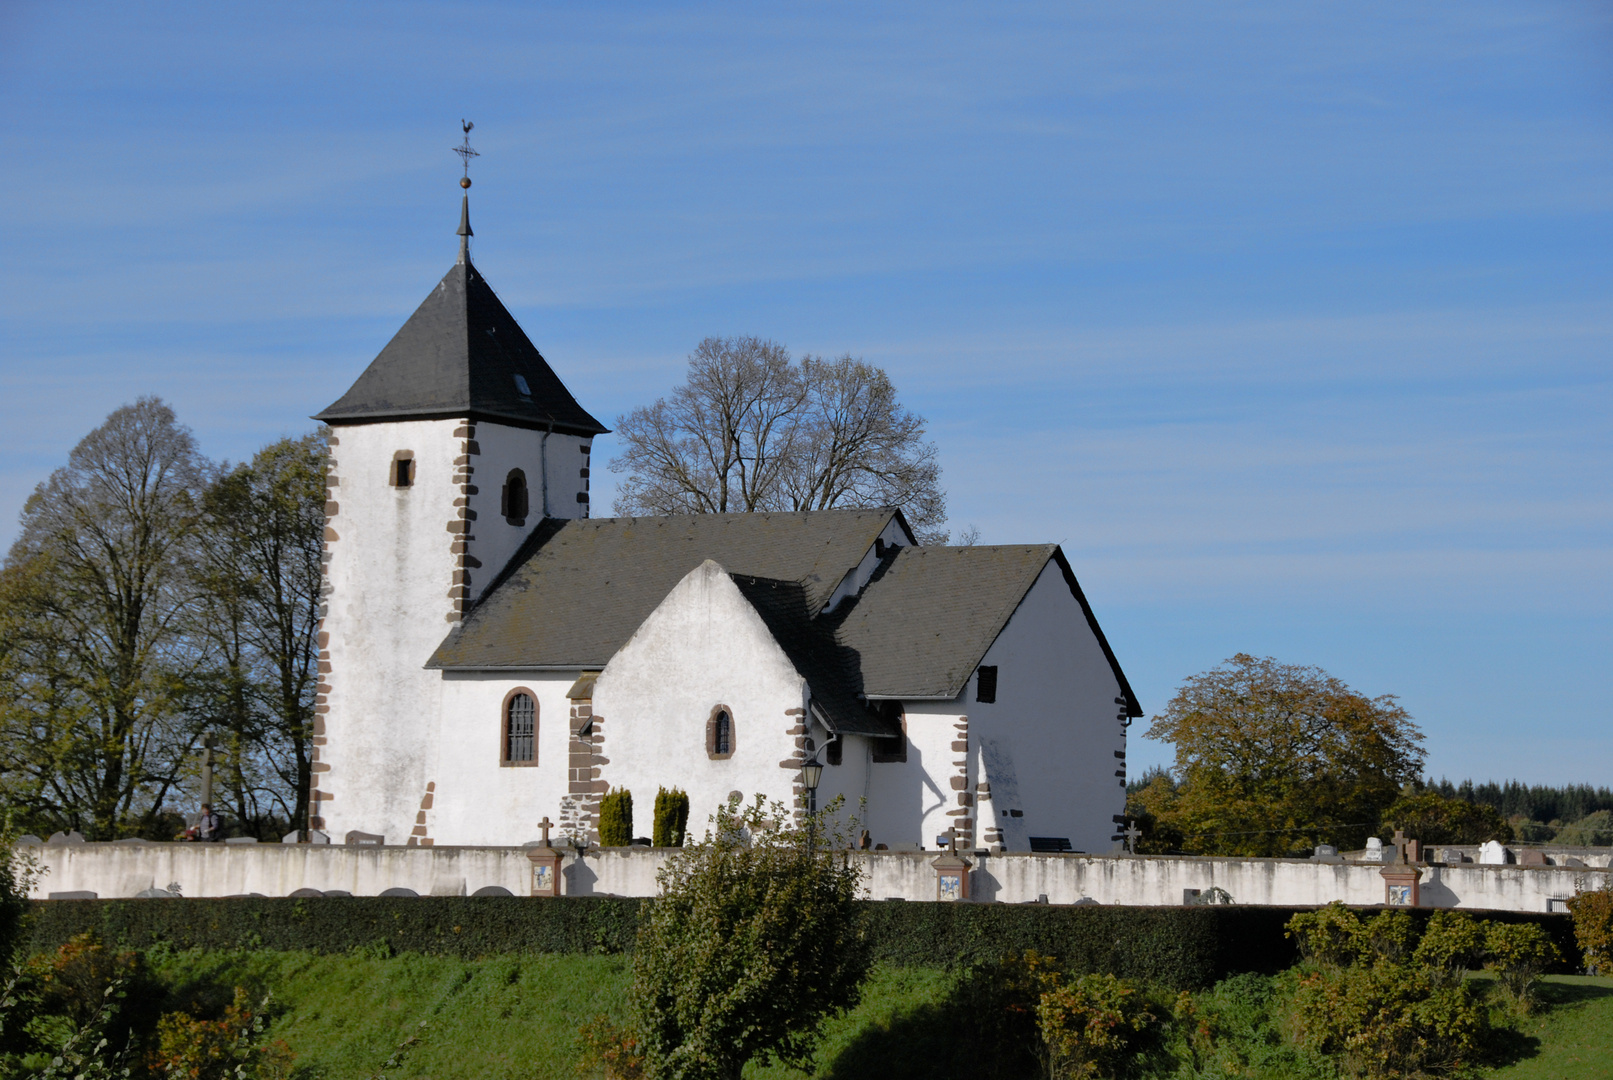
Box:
0, 817, 40, 967
147, 987, 294, 1080
1036, 972, 1154, 1080
1285, 962, 1491, 1079
652, 788, 690, 848
1484, 921, 1559, 1010
1566, 886, 1613, 973
1285, 903, 1367, 967
599, 790, 634, 848
629, 795, 867, 1080
1411, 909, 1487, 982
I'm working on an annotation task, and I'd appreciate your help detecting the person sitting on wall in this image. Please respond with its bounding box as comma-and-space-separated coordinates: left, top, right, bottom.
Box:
197, 803, 223, 843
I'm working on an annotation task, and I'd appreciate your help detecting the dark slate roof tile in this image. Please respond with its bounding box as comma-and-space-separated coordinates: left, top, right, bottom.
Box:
315, 260, 608, 436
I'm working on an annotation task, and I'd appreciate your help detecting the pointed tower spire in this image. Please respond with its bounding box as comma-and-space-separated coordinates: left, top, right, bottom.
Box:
458, 195, 473, 264
453, 120, 479, 264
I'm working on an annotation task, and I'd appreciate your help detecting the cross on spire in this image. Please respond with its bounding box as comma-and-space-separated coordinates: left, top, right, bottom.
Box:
454, 121, 478, 263
454, 120, 479, 186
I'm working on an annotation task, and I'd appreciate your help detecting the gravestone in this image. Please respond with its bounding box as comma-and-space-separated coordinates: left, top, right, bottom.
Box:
379, 887, 418, 898
288, 888, 324, 898
16, 835, 41, 846
224, 836, 258, 845
322, 889, 352, 897
1364, 836, 1385, 862
1072, 896, 1100, 906
135, 888, 179, 898
345, 831, 384, 846
46, 831, 85, 846
1478, 840, 1509, 865
115, 837, 151, 845
282, 831, 304, 844
471, 885, 514, 897
48, 890, 97, 900
308, 831, 331, 844
1313, 845, 1342, 864
1519, 849, 1548, 866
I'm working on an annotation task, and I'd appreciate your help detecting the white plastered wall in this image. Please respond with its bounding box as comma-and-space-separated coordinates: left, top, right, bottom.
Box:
432, 671, 581, 845
321, 419, 467, 843
320, 416, 587, 845
591, 561, 806, 840
971, 561, 1127, 853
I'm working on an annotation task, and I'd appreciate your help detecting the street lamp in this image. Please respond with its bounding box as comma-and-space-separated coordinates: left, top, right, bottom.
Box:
800, 754, 824, 851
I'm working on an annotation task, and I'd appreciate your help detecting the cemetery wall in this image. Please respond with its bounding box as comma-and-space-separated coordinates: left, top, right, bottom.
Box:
23, 842, 1611, 913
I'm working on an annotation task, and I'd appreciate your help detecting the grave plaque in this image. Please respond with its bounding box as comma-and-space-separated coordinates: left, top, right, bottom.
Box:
1379, 829, 1421, 907
345, 831, 384, 846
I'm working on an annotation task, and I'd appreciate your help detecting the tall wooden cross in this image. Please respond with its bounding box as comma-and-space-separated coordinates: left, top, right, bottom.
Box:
538, 816, 553, 846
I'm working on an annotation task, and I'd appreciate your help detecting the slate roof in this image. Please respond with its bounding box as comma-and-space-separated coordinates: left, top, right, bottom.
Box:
315, 257, 608, 436
426, 510, 907, 671
832, 545, 1142, 715
426, 508, 1142, 720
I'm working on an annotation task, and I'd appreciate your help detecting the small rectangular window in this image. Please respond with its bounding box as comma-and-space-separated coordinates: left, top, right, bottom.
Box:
394, 458, 413, 487
976, 665, 997, 703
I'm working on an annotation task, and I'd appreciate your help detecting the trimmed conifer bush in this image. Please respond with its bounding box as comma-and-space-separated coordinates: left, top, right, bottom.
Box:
599, 789, 633, 847
652, 787, 690, 848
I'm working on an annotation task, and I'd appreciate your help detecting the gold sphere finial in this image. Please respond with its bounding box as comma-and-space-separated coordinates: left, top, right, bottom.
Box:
461, 177, 472, 189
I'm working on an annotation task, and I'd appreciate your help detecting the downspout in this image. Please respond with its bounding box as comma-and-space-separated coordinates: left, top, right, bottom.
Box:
540, 422, 552, 518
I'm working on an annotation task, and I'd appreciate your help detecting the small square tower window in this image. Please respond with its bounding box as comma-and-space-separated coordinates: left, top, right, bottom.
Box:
392, 453, 415, 488
976, 665, 998, 703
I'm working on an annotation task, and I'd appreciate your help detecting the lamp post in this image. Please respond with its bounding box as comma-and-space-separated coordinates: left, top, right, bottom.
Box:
800, 754, 823, 851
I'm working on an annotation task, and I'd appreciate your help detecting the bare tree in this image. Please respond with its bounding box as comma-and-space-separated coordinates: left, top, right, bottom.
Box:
0, 398, 206, 838
193, 432, 325, 838
611, 337, 950, 541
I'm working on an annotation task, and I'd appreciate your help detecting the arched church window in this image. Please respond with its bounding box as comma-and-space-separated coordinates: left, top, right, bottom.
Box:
871, 702, 907, 763
707, 706, 735, 760
503, 690, 537, 765
502, 469, 529, 522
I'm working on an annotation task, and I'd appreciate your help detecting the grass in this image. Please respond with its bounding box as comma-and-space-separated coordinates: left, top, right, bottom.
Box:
127, 950, 1613, 1080
1480, 974, 1613, 1080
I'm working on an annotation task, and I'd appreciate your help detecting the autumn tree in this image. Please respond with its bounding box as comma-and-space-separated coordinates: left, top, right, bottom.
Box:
0, 398, 207, 838
610, 336, 949, 542
1135, 654, 1425, 856
191, 432, 326, 838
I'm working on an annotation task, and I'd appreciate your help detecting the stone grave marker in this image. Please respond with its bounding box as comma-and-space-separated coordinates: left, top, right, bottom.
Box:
345, 831, 384, 846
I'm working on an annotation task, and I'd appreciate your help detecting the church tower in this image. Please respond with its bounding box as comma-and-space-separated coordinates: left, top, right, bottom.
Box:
309, 186, 608, 842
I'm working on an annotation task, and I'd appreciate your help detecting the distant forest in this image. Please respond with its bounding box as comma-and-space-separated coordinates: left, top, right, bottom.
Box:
1426, 778, 1613, 826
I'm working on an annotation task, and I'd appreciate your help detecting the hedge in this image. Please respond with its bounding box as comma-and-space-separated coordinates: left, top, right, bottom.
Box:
20, 898, 1580, 990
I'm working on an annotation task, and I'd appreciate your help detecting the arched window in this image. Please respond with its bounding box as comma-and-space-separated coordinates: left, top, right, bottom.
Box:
871, 702, 907, 763
502, 469, 529, 522
707, 706, 735, 760
503, 690, 537, 765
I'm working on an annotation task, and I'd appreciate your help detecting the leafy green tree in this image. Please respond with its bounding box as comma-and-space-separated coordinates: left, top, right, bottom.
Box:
629, 795, 868, 1080
1380, 788, 1513, 845
1554, 810, 1613, 847
193, 433, 326, 838
0, 399, 207, 838
1136, 654, 1424, 856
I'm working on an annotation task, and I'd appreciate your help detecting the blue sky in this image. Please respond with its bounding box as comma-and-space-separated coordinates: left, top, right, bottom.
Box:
2, 3, 1609, 786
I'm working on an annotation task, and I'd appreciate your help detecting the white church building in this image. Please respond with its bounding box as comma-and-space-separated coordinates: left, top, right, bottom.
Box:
310, 197, 1142, 854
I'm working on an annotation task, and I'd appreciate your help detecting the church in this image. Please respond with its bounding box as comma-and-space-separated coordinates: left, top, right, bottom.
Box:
310, 193, 1142, 854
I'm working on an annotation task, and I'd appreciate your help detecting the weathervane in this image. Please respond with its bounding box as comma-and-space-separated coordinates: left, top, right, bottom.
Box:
454, 120, 479, 189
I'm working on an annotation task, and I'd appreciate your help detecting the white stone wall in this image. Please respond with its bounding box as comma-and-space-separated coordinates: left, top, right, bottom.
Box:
433, 671, 582, 845
592, 561, 807, 837
28, 843, 1609, 914
321, 419, 466, 845
972, 561, 1128, 854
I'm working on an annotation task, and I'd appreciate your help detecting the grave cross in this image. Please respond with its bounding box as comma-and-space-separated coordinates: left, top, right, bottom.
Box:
1391, 829, 1410, 865
538, 816, 554, 846
1123, 821, 1143, 853
943, 826, 960, 853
